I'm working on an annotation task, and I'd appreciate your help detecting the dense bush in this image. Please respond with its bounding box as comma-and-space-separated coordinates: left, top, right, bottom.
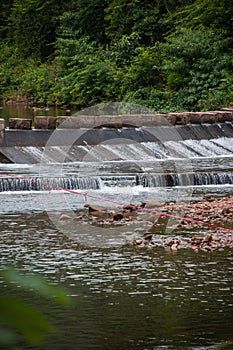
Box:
160, 27, 233, 111
0, 0, 233, 111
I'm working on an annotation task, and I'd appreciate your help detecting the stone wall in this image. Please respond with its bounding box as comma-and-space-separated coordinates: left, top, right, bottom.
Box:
1, 109, 233, 130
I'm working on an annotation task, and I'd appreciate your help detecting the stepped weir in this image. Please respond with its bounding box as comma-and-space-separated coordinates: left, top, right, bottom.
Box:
0, 172, 232, 192
0, 109, 233, 192
0, 110, 233, 164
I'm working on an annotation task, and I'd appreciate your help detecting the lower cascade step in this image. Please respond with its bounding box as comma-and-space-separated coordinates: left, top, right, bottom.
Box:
136, 172, 233, 187
0, 172, 232, 192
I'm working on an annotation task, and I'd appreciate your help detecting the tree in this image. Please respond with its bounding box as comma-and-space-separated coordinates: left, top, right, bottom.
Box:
172, 0, 233, 41
59, 0, 109, 45
0, 1, 13, 39
162, 27, 232, 110
105, 0, 192, 45
9, 0, 69, 60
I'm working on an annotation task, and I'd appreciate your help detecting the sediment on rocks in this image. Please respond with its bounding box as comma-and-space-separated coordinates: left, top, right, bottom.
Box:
59, 195, 233, 252
130, 195, 233, 251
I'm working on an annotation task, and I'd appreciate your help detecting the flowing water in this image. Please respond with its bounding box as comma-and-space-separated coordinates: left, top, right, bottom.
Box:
1, 213, 233, 350
0, 105, 233, 349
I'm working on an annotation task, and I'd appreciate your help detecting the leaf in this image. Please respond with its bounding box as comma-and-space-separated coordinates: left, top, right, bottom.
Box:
0, 296, 54, 346
0, 268, 70, 304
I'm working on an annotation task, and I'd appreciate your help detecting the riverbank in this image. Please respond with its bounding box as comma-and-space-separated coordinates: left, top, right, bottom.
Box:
74, 195, 233, 252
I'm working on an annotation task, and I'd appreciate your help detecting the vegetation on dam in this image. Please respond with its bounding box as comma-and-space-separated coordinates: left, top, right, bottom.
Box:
0, 0, 233, 112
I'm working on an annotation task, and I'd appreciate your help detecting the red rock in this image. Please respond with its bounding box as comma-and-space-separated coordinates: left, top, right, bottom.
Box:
113, 212, 124, 221
141, 201, 162, 208
34, 116, 57, 129
9, 118, 32, 129
191, 236, 203, 245
123, 204, 137, 211
84, 204, 106, 212
171, 243, 178, 250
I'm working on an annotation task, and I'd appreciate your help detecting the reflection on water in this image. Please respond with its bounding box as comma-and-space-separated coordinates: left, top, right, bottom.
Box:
0, 212, 232, 349
0, 104, 233, 348
0, 103, 71, 127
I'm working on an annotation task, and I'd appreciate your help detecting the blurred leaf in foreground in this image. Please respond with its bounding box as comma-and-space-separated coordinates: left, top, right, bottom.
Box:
0, 266, 71, 349
0, 267, 70, 303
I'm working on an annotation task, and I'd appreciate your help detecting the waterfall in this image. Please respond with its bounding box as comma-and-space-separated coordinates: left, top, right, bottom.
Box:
0, 176, 101, 192
0, 171, 232, 192
1, 122, 233, 164
0, 123, 232, 194
136, 172, 233, 187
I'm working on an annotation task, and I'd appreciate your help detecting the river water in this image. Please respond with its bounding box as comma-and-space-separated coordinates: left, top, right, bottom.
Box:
0, 104, 233, 349
1, 211, 233, 350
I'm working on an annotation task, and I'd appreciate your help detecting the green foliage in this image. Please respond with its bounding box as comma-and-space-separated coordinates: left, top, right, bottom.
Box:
0, 267, 70, 349
0, 1, 233, 110
1, 268, 70, 304
20, 61, 57, 105
0, 42, 23, 99
112, 32, 141, 67
105, 0, 186, 44
0, 296, 54, 347
51, 35, 124, 107
59, 0, 108, 44
0, 1, 13, 39
161, 27, 232, 110
122, 44, 163, 91
67, 59, 121, 107
172, 0, 233, 39
9, 0, 69, 60
123, 87, 167, 112
0, 41, 56, 104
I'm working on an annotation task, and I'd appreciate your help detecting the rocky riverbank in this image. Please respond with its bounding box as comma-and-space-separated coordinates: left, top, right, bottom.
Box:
62, 195, 233, 251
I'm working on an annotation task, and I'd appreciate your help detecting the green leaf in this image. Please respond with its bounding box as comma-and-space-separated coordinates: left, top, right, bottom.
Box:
0, 296, 54, 346
0, 268, 70, 304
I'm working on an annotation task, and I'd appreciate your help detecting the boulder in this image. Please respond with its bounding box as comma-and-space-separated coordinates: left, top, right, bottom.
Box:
34, 116, 57, 129
174, 112, 191, 125
189, 112, 217, 124
84, 204, 106, 212
215, 111, 233, 122
123, 204, 137, 211
113, 212, 124, 221
84, 204, 109, 219
9, 118, 32, 130
141, 201, 162, 208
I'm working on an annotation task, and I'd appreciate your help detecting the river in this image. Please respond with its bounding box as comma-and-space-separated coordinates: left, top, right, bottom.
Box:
0, 104, 233, 349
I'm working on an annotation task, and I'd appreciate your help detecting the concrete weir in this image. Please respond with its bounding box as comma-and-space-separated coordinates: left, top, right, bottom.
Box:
0, 110, 233, 163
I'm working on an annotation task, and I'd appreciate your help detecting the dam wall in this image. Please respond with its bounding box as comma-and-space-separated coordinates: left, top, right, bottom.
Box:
0, 109, 233, 144
1, 109, 233, 131
0, 109, 233, 163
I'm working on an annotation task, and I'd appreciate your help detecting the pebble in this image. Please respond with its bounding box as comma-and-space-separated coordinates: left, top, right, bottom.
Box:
80, 196, 233, 251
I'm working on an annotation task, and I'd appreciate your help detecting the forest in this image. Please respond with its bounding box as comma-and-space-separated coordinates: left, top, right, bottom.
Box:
0, 0, 233, 112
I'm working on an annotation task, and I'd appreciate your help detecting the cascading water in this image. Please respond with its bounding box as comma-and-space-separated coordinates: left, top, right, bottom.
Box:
1, 122, 233, 164
136, 172, 233, 187
0, 171, 232, 192
0, 176, 101, 192
0, 123, 232, 208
